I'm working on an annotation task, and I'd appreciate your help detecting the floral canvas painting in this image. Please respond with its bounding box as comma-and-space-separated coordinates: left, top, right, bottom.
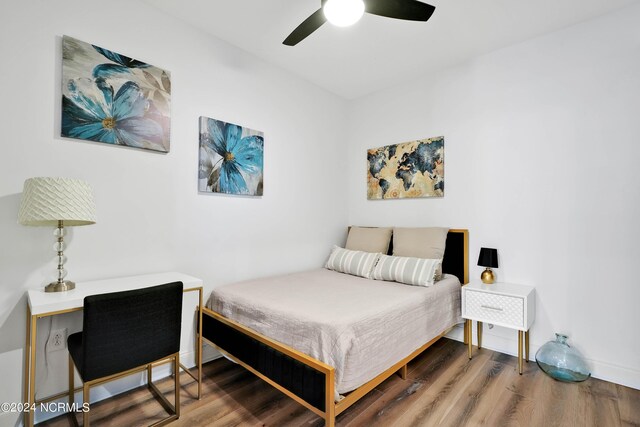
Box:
367, 136, 444, 200
61, 35, 171, 152
199, 117, 264, 196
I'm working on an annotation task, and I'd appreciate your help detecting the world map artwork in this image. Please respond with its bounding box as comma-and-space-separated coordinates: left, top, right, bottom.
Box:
367, 136, 444, 200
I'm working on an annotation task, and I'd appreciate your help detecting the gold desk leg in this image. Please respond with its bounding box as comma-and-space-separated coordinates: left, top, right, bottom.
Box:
182, 287, 204, 400
477, 321, 483, 350
525, 330, 530, 362
518, 331, 523, 375
197, 288, 203, 400
23, 305, 31, 427
467, 319, 473, 359
28, 314, 37, 427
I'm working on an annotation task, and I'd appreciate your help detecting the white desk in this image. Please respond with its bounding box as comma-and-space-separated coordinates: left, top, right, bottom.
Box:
24, 272, 204, 427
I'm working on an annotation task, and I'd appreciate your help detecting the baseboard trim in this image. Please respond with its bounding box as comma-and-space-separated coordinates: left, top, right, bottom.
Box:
447, 324, 640, 390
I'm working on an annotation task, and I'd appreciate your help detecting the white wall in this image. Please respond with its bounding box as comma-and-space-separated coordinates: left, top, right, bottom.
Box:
346, 4, 640, 388
0, 1, 348, 425
2, 1, 640, 425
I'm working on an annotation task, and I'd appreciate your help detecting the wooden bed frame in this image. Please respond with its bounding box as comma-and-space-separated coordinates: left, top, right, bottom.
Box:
201, 229, 469, 426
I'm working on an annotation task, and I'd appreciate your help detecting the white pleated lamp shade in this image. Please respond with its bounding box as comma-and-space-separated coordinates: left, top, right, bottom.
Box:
18, 177, 96, 226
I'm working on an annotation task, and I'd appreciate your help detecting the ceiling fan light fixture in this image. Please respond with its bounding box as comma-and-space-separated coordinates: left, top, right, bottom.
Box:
323, 0, 365, 27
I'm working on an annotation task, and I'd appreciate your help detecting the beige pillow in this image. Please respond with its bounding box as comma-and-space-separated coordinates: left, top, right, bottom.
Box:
392, 227, 449, 259
345, 226, 392, 254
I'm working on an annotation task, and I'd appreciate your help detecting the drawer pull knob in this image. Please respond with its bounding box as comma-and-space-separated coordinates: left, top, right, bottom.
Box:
481, 305, 503, 312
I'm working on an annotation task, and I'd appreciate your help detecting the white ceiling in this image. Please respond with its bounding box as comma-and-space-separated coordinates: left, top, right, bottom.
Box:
146, 0, 637, 99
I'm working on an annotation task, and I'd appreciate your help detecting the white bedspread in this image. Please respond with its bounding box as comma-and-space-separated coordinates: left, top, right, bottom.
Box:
207, 268, 462, 398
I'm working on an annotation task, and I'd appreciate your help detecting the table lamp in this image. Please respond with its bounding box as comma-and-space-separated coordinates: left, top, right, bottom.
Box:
18, 177, 96, 292
478, 247, 498, 284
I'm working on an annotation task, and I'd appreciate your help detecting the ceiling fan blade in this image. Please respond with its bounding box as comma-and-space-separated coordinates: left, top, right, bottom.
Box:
283, 9, 327, 46
364, 0, 435, 21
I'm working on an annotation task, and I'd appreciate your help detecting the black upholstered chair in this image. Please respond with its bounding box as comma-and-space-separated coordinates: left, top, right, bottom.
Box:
68, 282, 183, 427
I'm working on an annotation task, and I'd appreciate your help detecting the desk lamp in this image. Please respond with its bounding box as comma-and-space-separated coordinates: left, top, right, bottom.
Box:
18, 177, 96, 292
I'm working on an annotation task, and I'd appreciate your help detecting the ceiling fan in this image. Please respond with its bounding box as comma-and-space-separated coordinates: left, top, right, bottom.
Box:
283, 0, 436, 46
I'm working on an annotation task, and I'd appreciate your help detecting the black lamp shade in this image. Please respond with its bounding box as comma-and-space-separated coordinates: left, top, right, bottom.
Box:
478, 247, 498, 268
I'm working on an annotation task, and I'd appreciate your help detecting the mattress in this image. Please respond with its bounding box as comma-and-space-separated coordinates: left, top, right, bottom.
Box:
207, 268, 462, 398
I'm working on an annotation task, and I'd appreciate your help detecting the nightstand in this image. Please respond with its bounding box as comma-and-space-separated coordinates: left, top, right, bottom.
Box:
461, 281, 535, 374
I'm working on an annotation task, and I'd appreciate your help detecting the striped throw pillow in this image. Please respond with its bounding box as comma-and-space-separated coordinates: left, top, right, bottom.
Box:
371, 254, 442, 287
325, 246, 380, 279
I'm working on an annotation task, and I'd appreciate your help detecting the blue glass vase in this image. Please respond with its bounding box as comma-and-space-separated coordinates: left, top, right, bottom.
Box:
535, 333, 590, 382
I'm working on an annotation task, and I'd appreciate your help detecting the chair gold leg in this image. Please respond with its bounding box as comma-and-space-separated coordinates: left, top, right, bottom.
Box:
525, 330, 530, 362
174, 354, 180, 418
83, 383, 90, 427
69, 355, 75, 407
148, 363, 153, 385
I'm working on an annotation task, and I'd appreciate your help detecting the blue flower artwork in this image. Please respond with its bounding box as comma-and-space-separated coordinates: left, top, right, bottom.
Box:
61, 35, 171, 153
199, 117, 264, 196
367, 136, 444, 199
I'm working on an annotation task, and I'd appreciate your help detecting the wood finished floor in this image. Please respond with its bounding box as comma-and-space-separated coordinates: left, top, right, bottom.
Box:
41, 338, 640, 427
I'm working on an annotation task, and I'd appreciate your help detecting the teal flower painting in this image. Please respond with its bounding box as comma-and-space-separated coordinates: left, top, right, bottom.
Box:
199, 117, 264, 196
61, 35, 171, 153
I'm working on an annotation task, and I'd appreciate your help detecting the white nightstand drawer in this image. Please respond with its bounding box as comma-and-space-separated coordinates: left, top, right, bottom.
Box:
465, 290, 524, 328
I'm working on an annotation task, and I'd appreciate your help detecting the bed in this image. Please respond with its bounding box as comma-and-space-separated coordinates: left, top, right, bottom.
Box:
201, 228, 469, 426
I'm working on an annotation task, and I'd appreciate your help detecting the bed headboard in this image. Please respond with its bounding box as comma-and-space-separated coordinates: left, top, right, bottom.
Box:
347, 227, 469, 285
442, 229, 469, 285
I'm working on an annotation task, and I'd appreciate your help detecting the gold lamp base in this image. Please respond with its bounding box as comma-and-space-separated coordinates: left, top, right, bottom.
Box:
481, 268, 495, 284
45, 280, 76, 293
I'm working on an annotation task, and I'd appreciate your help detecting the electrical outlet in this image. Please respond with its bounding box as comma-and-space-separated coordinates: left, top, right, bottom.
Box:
47, 328, 67, 352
